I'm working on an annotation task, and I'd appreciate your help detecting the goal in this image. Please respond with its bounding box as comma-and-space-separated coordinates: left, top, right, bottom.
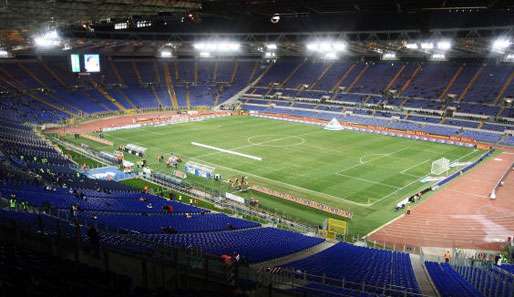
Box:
431, 158, 450, 176
324, 118, 344, 131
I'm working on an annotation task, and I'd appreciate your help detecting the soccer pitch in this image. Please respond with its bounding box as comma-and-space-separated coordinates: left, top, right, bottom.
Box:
77, 116, 485, 234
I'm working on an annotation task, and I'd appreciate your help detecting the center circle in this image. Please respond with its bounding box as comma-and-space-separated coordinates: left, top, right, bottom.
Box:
247, 135, 306, 147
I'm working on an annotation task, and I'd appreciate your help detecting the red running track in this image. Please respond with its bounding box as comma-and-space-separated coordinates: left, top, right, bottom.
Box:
368, 151, 514, 251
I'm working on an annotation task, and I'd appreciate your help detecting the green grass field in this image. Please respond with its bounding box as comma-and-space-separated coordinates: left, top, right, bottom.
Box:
61, 115, 485, 235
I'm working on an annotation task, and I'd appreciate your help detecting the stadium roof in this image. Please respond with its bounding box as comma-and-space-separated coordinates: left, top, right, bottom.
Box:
0, 0, 513, 58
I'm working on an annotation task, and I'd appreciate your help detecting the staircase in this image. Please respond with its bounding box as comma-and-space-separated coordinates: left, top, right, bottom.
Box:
162, 63, 179, 109
19, 63, 84, 113
478, 119, 485, 129
346, 64, 369, 92
110, 59, 125, 85
310, 62, 333, 90
494, 70, 514, 105
213, 86, 223, 106
248, 61, 259, 83
132, 61, 162, 107
185, 85, 192, 109
213, 61, 218, 82
399, 64, 422, 95
281, 60, 306, 87
194, 62, 198, 84
330, 64, 356, 94
150, 86, 164, 107
110, 60, 136, 108
0, 68, 76, 116
131, 61, 144, 85
410, 255, 440, 297
439, 65, 464, 100
230, 60, 239, 83
458, 66, 484, 102
384, 64, 406, 91
90, 80, 127, 112
17, 63, 48, 88
39, 60, 67, 87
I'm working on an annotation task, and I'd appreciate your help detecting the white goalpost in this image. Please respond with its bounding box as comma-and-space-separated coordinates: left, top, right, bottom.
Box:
431, 158, 450, 176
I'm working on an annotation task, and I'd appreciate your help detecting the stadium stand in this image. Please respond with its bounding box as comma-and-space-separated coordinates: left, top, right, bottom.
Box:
281, 242, 420, 296
425, 262, 483, 297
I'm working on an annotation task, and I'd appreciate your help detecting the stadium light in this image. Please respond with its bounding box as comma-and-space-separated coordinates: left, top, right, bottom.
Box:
405, 43, 419, 49
420, 42, 434, 50
0, 49, 9, 58
492, 38, 511, 53
114, 22, 128, 30
264, 52, 276, 58
430, 53, 446, 61
323, 52, 338, 60
160, 49, 172, 58
193, 41, 240, 53
306, 40, 346, 58
34, 30, 62, 48
437, 40, 452, 51
199, 52, 211, 58
504, 54, 514, 62
265, 43, 278, 50
382, 52, 397, 60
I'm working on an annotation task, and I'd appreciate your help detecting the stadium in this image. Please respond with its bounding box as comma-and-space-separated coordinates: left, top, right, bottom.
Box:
1, 0, 514, 296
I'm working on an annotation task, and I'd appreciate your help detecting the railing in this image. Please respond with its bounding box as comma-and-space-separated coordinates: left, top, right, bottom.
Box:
256, 266, 434, 297
0, 206, 437, 297
489, 161, 513, 199
454, 264, 514, 297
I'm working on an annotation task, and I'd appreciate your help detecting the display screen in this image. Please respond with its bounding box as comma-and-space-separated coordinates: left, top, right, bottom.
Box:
84, 54, 100, 72
70, 54, 81, 73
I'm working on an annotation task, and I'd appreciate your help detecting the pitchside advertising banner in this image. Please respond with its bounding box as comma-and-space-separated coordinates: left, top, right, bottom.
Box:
225, 192, 245, 204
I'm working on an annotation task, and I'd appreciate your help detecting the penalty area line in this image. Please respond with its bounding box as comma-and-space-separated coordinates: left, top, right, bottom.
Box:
191, 142, 262, 161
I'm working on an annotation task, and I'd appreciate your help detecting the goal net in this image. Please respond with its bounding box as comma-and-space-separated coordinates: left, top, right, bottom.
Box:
431, 158, 450, 175
324, 118, 344, 131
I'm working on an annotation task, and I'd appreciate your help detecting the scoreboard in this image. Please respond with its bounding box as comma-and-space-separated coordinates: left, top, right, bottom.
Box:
70, 54, 101, 73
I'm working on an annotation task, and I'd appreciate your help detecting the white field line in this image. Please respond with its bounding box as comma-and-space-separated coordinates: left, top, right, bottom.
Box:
188, 157, 371, 207
369, 149, 482, 206
193, 129, 323, 160
400, 159, 431, 174
337, 146, 411, 174
192, 142, 263, 161
335, 173, 401, 189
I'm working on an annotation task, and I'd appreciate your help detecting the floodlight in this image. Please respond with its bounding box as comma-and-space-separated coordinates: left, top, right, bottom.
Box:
199, 52, 211, 58
306, 43, 318, 52
34, 30, 62, 48
333, 42, 346, 51
160, 50, 172, 58
265, 43, 277, 50
0, 49, 9, 58
323, 52, 338, 60
193, 42, 206, 50
306, 40, 346, 54
382, 52, 397, 60
264, 52, 276, 58
420, 42, 434, 50
431, 53, 446, 60
437, 40, 452, 51
193, 41, 240, 53
405, 43, 418, 49
492, 38, 511, 53
504, 54, 514, 62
